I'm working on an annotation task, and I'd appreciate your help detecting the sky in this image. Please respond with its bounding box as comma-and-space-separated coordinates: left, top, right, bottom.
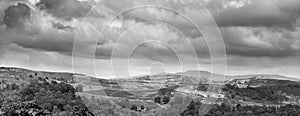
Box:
0, 0, 299, 78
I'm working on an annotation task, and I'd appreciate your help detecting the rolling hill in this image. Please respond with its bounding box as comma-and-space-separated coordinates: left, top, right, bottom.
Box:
1, 67, 300, 116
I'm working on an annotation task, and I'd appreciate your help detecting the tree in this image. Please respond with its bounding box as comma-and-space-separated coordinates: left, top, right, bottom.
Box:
236, 104, 241, 109
130, 105, 137, 111
0, 78, 93, 116
154, 96, 161, 104
10, 83, 19, 90
141, 105, 145, 110
51, 80, 58, 84
162, 96, 170, 104
198, 84, 208, 91
76, 85, 83, 92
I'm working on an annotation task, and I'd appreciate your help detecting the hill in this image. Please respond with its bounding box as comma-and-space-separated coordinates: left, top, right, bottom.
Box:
178, 70, 300, 82
1, 67, 300, 116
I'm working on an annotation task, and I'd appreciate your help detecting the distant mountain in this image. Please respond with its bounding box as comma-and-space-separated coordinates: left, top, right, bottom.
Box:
2, 66, 299, 85
177, 70, 226, 82
177, 70, 300, 82
0, 67, 76, 82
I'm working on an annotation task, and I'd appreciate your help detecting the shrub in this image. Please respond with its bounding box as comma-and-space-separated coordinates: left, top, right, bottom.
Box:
162, 97, 170, 104
154, 96, 161, 104
130, 105, 138, 111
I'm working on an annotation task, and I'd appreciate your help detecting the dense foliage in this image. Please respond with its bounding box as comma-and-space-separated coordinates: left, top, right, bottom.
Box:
81, 96, 140, 116
181, 100, 300, 116
181, 81, 300, 116
222, 84, 288, 103
0, 79, 93, 116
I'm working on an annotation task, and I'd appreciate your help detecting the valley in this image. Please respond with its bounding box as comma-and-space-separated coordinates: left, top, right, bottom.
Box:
1, 67, 300, 115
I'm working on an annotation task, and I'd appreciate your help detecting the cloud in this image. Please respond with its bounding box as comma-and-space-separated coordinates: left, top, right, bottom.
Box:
1, 0, 299, 60
0, 44, 74, 73
0, 1, 77, 56
36, 0, 92, 20
0, 0, 300, 78
221, 26, 300, 57
51, 21, 74, 30
212, 0, 300, 28
108, 0, 300, 30
3, 3, 31, 28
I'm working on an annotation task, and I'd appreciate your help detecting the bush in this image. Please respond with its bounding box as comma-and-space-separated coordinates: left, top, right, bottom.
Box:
0, 78, 93, 116
162, 97, 170, 104
130, 105, 137, 111
154, 96, 161, 104
76, 84, 83, 92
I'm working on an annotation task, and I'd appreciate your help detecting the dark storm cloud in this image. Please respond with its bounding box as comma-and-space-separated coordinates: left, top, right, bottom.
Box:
1, 0, 297, 60
3, 3, 30, 28
0, 26, 75, 56
220, 27, 300, 57
14, 34, 74, 54
0, 0, 299, 78
226, 47, 297, 57
0, 0, 108, 61
36, 0, 92, 20
116, 0, 300, 31
213, 0, 300, 29
214, 8, 294, 28
0, 0, 81, 57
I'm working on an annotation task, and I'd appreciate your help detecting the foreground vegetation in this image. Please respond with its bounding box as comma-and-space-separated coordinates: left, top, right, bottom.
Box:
0, 79, 93, 116
182, 100, 300, 116
1, 67, 300, 116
